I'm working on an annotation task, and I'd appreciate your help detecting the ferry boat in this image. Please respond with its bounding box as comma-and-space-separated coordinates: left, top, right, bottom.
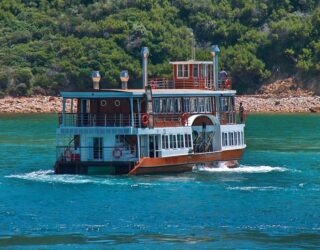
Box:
54, 45, 246, 175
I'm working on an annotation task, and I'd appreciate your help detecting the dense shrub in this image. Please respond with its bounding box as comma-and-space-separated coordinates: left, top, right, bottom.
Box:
0, 0, 319, 95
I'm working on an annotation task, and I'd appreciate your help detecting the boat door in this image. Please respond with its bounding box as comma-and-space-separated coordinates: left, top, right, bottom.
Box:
93, 137, 103, 160
204, 64, 209, 88
80, 99, 90, 126
148, 135, 160, 158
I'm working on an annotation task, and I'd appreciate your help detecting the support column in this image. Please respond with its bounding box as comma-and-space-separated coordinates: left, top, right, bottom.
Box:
137, 98, 141, 127
137, 135, 141, 161
70, 98, 74, 113
130, 97, 134, 127
62, 98, 66, 126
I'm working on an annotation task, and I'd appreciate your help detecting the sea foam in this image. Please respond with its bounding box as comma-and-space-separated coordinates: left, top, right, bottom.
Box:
196, 164, 288, 173
5, 170, 155, 186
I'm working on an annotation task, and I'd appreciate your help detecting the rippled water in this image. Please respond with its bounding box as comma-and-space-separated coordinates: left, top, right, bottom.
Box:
1, 113, 320, 249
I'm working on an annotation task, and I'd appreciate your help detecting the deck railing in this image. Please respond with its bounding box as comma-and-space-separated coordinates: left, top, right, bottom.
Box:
59, 113, 139, 127
58, 113, 187, 128
59, 111, 242, 128
218, 111, 236, 125
148, 78, 232, 90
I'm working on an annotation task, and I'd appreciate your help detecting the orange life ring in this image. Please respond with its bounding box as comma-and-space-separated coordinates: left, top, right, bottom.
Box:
181, 112, 188, 125
141, 113, 149, 126
225, 79, 231, 89
112, 148, 122, 159
64, 147, 73, 160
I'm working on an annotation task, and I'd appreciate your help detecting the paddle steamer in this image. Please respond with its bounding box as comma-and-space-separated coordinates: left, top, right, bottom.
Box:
55, 46, 246, 175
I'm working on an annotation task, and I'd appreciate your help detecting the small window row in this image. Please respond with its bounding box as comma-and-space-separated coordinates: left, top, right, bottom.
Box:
162, 134, 192, 150
222, 131, 244, 147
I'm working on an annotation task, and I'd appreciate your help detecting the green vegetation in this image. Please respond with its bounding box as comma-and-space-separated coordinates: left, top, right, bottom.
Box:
0, 0, 319, 95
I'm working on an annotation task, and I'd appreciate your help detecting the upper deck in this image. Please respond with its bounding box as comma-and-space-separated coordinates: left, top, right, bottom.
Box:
58, 45, 241, 129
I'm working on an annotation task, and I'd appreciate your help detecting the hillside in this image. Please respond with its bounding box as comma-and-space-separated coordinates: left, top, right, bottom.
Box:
0, 0, 319, 96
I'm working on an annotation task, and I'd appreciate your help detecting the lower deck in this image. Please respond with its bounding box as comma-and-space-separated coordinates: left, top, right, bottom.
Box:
55, 148, 244, 175
55, 114, 246, 175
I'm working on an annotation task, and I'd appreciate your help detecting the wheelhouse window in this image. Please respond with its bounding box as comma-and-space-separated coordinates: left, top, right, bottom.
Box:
177, 64, 189, 78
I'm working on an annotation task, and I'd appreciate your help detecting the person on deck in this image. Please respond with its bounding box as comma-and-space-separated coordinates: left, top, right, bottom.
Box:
239, 102, 245, 123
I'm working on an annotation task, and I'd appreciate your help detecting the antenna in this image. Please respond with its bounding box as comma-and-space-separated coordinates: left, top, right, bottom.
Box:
190, 29, 196, 60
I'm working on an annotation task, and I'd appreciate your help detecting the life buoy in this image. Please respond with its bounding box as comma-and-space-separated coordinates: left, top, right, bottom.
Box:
64, 147, 73, 160
225, 78, 231, 89
141, 113, 149, 126
181, 112, 188, 125
112, 148, 122, 159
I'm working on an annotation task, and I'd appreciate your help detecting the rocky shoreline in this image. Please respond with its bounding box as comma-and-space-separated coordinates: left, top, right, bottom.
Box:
0, 95, 319, 113
236, 95, 320, 113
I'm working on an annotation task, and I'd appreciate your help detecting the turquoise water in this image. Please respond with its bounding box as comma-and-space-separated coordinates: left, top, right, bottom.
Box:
1, 114, 320, 249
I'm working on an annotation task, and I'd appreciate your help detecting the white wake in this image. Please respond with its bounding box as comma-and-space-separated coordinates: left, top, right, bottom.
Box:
196, 163, 288, 173
5, 170, 155, 186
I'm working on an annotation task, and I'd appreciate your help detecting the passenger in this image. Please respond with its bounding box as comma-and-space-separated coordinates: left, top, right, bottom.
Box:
239, 102, 245, 123
219, 70, 228, 88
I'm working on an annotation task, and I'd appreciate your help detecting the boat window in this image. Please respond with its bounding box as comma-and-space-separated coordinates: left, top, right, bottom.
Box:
175, 98, 181, 113
222, 133, 227, 146
177, 64, 189, 78
191, 98, 197, 113
173, 135, 177, 148
238, 132, 241, 145
228, 132, 232, 146
154, 98, 181, 114
185, 134, 192, 148
241, 131, 244, 145
183, 98, 190, 113
177, 134, 183, 148
218, 96, 235, 112
154, 99, 160, 113
161, 98, 166, 113
183, 97, 212, 113
198, 98, 205, 113
170, 135, 174, 148
205, 98, 212, 113
234, 132, 238, 145
162, 135, 166, 149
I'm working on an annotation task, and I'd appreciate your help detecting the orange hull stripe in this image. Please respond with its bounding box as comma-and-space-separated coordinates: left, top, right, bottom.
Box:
129, 149, 244, 175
